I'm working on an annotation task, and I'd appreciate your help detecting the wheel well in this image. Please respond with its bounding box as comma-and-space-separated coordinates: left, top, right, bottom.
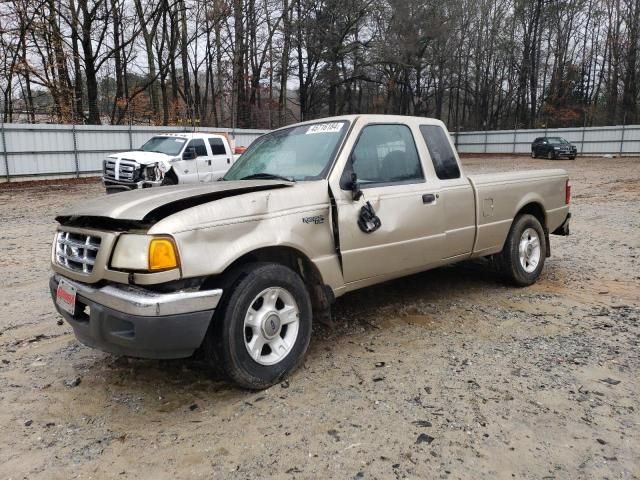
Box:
515, 202, 550, 257
516, 202, 546, 229
207, 246, 334, 326
164, 168, 178, 183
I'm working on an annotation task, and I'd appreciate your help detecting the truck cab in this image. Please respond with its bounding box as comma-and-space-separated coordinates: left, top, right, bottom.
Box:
102, 133, 241, 194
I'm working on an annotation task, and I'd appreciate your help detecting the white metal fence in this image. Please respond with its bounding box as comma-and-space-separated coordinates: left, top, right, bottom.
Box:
2, 122, 639, 182
453, 124, 640, 156
0, 123, 268, 181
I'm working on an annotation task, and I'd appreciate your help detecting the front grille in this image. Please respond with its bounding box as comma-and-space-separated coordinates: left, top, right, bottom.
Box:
103, 158, 139, 182
55, 232, 101, 274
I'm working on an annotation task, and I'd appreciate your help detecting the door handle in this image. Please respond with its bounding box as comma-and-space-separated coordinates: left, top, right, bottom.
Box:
226, 158, 231, 164
207, 159, 211, 166
422, 193, 437, 204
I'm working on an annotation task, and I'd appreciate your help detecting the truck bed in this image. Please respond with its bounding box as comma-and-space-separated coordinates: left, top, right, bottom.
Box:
467, 169, 569, 257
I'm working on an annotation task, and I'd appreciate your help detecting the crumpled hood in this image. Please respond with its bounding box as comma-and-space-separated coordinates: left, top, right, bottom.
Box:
56, 180, 293, 224
108, 150, 172, 165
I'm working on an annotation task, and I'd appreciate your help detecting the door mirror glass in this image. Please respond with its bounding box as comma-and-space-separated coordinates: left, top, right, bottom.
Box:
182, 147, 196, 160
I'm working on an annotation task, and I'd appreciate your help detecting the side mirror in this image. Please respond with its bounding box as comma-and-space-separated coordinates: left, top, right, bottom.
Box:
351, 172, 363, 201
182, 147, 196, 160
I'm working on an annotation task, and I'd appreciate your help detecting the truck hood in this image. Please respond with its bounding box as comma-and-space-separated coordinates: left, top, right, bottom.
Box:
56, 180, 294, 225
109, 150, 173, 165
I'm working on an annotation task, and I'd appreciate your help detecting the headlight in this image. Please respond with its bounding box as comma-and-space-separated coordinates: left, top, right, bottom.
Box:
111, 235, 180, 272
158, 162, 168, 173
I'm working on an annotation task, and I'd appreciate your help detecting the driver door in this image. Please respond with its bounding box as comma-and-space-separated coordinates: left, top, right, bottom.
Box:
334, 123, 445, 284
172, 139, 203, 183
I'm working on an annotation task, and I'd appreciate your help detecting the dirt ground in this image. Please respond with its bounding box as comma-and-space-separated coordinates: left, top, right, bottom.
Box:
0, 155, 638, 480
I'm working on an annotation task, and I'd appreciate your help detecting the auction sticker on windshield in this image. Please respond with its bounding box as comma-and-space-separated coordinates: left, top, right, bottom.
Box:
56, 279, 77, 315
306, 123, 343, 134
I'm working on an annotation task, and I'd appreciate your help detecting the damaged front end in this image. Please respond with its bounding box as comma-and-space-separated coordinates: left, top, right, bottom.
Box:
51, 180, 294, 359
102, 159, 165, 194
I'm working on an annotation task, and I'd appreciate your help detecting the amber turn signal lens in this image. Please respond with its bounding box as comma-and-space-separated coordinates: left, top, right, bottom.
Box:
148, 238, 179, 271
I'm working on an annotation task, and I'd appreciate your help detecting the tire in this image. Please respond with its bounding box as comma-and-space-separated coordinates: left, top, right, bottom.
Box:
531, 151, 536, 158
204, 263, 312, 389
569, 155, 576, 160
547, 150, 555, 160
496, 214, 546, 287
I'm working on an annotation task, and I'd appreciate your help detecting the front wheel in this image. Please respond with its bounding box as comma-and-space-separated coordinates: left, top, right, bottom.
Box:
496, 214, 547, 287
531, 151, 536, 158
204, 263, 312, 389
547, 150, 556, 160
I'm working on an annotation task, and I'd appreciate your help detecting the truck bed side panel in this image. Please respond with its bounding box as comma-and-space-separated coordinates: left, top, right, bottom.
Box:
467, 169, 569, 257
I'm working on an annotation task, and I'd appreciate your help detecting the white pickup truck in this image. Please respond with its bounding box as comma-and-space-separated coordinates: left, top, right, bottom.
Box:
102, 133, 244, 194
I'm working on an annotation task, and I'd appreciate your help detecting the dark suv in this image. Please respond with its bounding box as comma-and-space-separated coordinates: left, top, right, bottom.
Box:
531, 137, 577, 160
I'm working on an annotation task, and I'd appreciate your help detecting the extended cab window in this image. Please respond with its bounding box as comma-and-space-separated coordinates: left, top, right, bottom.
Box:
208, 138, 226, 155
349, 124, 423, 187
187, 139, 208, 157
419, 125, 460, 180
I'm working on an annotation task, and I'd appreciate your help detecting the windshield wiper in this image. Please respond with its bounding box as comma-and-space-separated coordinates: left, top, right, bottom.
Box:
240, 173, 296, 182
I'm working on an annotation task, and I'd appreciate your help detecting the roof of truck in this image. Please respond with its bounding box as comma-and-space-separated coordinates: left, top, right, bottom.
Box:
270, 114, 446, 132
154, 132, 230, 139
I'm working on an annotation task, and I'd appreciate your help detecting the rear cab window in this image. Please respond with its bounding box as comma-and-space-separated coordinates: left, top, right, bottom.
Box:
419, 125, 461, 180
208, 138, 227, 155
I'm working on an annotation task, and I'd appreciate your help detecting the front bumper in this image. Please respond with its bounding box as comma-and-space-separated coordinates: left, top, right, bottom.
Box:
552, 150, 577, 158
102, 177, 163, 193
50, 275, 222, 359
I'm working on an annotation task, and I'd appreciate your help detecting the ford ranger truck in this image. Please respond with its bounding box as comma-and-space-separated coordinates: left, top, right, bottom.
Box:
50, 115, 571, 389
102, 132, 244, 193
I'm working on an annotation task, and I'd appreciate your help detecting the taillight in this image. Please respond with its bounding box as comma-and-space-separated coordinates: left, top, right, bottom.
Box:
565, 179, 572, 204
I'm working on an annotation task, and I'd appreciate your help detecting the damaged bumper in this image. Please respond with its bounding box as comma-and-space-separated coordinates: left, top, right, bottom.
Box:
102, 177, 163, 194
49, 275, 222, 359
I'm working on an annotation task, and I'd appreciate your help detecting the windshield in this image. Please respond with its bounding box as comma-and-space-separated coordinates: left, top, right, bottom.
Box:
140, 136, 187, 156
223, 121, 350, 181
548, 137, 568, 145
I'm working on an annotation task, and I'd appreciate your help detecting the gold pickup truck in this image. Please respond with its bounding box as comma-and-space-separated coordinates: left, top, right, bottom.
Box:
50, 115, 571, 389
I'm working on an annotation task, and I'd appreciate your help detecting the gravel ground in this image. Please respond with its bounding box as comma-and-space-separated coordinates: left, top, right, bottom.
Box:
0, 155, 638, 479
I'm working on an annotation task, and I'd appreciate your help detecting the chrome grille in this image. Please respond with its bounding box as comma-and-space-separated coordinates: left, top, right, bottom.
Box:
55, 232, 101, 274
103, 158, 139, 181
104, 159, 116, 179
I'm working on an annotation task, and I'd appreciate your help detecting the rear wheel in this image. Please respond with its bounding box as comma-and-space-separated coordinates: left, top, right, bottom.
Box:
497, 214, 546, 287
204, 263, 312, 389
